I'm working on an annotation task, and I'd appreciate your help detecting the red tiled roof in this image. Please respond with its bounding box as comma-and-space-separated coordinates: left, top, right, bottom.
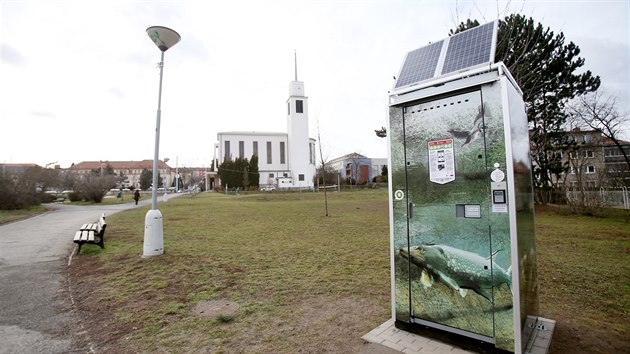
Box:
602, 137, 630, 146
0, 163, 40, 167
69, 160, 171, 170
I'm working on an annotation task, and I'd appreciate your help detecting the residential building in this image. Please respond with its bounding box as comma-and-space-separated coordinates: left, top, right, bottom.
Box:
68, 160, 173, 189
554, 128, 630, 189
1, 163, 41, 176
327, 153, 386, 184
603, 137, 630, 186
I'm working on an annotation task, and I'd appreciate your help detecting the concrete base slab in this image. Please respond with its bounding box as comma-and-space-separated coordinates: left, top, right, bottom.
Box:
362, 319, 475, 354
363, 318, 556, 354
524, 317, 556, 354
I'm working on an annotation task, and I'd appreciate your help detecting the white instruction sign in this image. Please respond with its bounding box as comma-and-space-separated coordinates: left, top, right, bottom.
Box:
428, 139, 455, 184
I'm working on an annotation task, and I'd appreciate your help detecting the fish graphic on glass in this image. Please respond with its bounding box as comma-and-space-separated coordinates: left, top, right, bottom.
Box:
448, 107, 484, 149
400, 244, 511, 302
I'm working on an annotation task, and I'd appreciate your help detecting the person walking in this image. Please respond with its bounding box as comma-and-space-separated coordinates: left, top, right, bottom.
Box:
134, 189, 140, 205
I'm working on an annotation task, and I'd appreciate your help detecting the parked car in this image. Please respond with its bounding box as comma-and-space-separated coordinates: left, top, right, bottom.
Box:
260, 185, 276, 191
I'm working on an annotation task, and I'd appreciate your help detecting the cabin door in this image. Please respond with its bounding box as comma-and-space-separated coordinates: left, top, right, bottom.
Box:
400, 89, 495, 340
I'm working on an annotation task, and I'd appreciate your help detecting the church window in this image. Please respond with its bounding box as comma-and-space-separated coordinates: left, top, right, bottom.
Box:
267, 141, 272, 164
299, 174, 304, 181
239, 141, 244, 158
280, 142, 286, 164
224, 141, 230, 159
253, 141, 258, 156
296, 100, 303, 113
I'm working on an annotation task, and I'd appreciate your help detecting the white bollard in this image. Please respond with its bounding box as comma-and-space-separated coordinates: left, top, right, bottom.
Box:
143, 209, 164, 256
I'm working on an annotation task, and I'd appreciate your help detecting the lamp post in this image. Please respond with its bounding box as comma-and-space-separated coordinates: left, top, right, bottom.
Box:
143, 26, 181, 257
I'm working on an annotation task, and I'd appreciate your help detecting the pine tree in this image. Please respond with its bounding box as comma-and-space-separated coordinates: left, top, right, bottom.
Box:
139, 169, 152, 190
249, 154, 260, 188
451, 14, 600, 203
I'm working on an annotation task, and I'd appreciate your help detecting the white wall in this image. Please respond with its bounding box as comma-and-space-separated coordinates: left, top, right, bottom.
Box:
287, 81, 315, 188
217, 132, 290, 186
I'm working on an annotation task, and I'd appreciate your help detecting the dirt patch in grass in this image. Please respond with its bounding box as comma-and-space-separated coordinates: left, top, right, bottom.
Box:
192, 300, 240, 319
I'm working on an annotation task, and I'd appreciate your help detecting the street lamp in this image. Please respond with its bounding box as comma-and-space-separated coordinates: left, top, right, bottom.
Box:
143, 26, 181, 257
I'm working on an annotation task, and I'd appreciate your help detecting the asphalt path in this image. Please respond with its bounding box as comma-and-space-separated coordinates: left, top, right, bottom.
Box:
0, 194, 178, 353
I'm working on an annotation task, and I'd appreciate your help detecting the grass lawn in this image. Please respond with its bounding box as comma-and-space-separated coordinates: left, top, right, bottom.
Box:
535, 205, 630, 353
0, 205, 48, 225
68, 191, 629, 353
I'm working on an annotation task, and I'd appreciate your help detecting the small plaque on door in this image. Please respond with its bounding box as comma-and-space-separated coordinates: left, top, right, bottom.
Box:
428, 139, 455, 184
456, 204, 481, 218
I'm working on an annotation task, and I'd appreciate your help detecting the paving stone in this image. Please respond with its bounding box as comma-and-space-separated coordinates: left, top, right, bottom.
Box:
381, 340, 406, 352
402, 347, 424, 354
397, 334, 418, 348
533, 336, 550, 348
361, 333, 385, 345
528, 345, 547, 354
363, 320, 482, 354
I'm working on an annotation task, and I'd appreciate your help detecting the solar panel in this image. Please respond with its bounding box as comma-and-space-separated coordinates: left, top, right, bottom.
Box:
393, 21, 497, 91
441, 21, 496, 75
394, 41, 443, 89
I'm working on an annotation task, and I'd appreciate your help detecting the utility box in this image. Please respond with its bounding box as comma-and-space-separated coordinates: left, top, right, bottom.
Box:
388, 21, 549, 353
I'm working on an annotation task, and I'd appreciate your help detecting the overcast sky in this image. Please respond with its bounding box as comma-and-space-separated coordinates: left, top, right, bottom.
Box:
1, 0, 628, 168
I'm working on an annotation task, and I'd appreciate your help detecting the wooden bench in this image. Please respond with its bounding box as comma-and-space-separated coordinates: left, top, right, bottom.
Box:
73, 213, 107, 255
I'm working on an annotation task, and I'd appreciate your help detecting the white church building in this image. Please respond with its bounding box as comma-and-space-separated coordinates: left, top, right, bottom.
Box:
216, 67, 316, 189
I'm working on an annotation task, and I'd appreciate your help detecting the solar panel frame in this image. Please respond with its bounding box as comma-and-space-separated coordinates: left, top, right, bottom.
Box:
392, 20, 498, 92
394, 40, 444, 89
440, 21, 497, 76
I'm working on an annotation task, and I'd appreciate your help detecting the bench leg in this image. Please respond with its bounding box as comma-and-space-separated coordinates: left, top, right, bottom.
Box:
97, 235, 105, 249
76, 243, 82, 255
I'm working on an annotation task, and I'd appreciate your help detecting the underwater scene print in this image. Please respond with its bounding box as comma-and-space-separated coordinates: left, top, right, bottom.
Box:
390, 82, 515, 352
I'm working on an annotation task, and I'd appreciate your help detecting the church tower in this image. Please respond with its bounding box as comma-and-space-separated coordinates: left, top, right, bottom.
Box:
286, 52, 316, 188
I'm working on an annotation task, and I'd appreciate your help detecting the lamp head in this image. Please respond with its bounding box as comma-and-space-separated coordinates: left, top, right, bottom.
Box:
146, 26, 181, 52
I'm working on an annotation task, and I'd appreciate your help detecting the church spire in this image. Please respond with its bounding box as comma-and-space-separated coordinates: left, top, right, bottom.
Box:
294, 50, 298, 81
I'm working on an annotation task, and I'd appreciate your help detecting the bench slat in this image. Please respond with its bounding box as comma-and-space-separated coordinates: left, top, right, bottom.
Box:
80, 230, 90, 241
87, 231, 95, 242
73, 231, 82, 241
80, 224, 98, 231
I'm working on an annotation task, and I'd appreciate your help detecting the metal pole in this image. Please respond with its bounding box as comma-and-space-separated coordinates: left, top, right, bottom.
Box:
151, 51, 165, 210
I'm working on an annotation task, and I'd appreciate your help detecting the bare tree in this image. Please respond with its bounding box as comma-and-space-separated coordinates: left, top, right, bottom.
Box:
187, 173, 203, 196
567, 91, 630, 171
75, 174, 117, 203
316, 118, 329, 217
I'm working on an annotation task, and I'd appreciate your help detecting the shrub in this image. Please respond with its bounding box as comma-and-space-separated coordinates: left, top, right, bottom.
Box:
0, 174, 40, 210
38, 193, 57, 203
75, 175, 117, 203
0, 177, 20, 210
68, 192, 83, 202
